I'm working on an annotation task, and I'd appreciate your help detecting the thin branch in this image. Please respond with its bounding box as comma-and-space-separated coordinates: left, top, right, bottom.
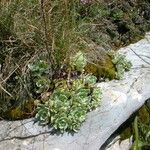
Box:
40, 0, 55, 78
0, 84, 13, 98
0, 66, 19, 84
41, 0, 49, 55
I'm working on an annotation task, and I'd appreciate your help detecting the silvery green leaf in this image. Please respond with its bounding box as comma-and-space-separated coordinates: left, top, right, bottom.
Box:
72, 79, 84, 90
76, 88, 90, 98
92, 88, 102, 100
54, 117, 68, 130
109, 51, 132, 80
84, 74, 97, 85
35, 77, 50, 93
71, 51, 87, 72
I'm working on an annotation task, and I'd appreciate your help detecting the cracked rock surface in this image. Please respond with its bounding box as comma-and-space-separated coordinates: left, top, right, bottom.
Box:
0, 33, 150, 150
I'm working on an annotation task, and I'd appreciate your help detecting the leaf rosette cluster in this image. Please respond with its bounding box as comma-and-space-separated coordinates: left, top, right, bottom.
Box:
35, 74, 102, 132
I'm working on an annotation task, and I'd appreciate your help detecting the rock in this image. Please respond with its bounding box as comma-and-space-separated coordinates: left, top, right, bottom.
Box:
105, 136, 132, 150
0, 32, 150, 150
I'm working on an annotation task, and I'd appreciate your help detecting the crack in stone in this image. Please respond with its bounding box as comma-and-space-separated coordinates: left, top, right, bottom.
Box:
130, 48, 150, 66
127, 72, 143, 94
0, 131, 52, 143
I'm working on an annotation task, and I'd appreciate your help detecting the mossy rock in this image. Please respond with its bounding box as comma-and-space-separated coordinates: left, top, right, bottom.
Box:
85, 50, 116, 80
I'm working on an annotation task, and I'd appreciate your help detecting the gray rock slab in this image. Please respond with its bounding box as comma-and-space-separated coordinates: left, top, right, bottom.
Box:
106, 136, 131, 150
0, 33, 150, 150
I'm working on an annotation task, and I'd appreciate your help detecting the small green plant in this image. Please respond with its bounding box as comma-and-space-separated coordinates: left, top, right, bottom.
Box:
70, 51, 87, 72
35, 51, 102, 133
112, 9, 124, 20
132, 103, 150, 150
36, 74, 101, 132
108, 50, 132, 80
132, 116, 150, 150
28, 59, 51, 94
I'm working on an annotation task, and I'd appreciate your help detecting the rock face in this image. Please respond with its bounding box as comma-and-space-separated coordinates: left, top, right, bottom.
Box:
106, 136, 131, 150
0, 33, 150, 150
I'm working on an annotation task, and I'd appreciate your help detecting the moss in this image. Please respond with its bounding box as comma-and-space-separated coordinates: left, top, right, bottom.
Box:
120, 126, 133, 141
85, 54, 116, 80
3, 99, 35, 120
138, 105, 150, 124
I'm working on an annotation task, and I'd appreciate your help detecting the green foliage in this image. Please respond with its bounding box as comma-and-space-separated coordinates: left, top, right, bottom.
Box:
132, 117, 150, 150
70, 51, 87, 72
1, 0, 139, 123
120, 102, 150, 150
35, 75, 101, 132
112, 9, 124, 20
35, 51, 102, 133
36, 104, 50, 125
108, 50, 132, 80
28, 60, 49, 77
132, 103, 150, 150
84, 74, 97, 85
28, 60, 51, 94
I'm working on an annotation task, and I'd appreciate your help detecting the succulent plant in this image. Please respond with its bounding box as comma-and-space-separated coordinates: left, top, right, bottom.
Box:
70, 51, 87, 72
108, 50, 132, 79
28, 59, 51, 93
31, 51, 102, 133
35, 74, 102, 132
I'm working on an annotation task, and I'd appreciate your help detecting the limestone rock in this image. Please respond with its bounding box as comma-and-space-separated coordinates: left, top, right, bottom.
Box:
106, 137, 131, 150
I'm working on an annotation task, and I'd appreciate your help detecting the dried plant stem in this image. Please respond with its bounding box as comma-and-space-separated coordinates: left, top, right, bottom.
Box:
67, 67, 71, 89
0, 84, 13, 98
40, 0, 55, 78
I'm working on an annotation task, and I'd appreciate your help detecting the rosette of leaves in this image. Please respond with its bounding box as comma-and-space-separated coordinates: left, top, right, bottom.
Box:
70, 51, 87, 72
35, 74, 102, 133
91, 87, 102, 110
35, 77, 51, 93
84, 74, 97, 86
28, 60, 49, 77
108, 50, 132, 80
35, 51, 102, 132
28, 60, 51, 93
35, 104, 50, 125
